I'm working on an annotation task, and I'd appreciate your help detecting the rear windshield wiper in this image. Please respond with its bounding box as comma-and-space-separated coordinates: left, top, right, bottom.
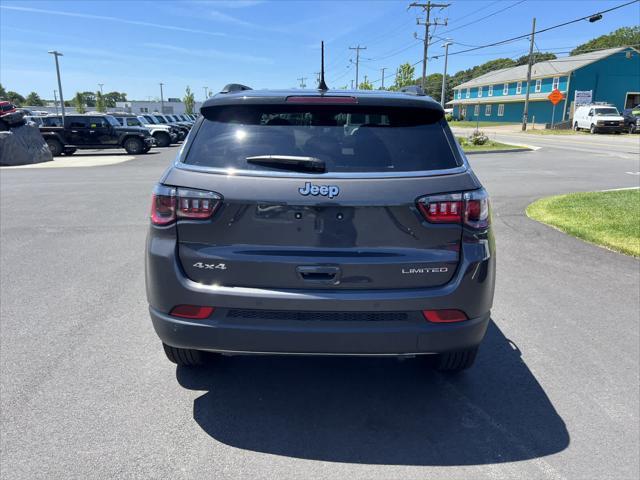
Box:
246, 155, 326, 173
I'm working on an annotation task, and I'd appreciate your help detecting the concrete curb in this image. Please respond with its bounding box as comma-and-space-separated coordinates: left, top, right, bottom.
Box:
465, 147, 533, 155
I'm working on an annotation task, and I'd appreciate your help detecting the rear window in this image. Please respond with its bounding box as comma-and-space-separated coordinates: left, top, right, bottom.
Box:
185, 105, 461, 173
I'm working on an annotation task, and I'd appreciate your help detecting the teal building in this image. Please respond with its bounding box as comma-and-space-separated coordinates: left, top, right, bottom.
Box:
448, 47, 640, 124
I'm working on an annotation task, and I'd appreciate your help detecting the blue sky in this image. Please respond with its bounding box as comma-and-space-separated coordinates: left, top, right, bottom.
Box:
1, 0, 637, 101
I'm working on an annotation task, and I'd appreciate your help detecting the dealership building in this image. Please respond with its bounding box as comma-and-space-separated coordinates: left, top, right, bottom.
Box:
448, 46, 640, 124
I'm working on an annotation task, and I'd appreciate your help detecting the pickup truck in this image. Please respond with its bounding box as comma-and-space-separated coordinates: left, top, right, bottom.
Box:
40, 114, 156, 156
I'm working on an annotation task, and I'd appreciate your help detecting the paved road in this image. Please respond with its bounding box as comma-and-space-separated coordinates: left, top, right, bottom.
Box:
453, 126, 640, 160
1, 140, 638, 479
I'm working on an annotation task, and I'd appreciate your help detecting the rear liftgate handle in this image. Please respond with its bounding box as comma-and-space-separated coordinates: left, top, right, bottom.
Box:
296, 265, 341, 285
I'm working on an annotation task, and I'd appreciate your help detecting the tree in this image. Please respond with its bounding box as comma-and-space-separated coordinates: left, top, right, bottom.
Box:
25, 91, 45, 106
73, 92, 86, 113
571, 26, 640, 55
103, 91, 127, 108
358, 77, 373, 90
423, 73, 444, 101
81, 91, 96, 107
5, 91, 25, 105
515, 52, 557, 66
183, 86, 195, 115
95, 91, 106, 112
390, 62, 416, 91
0, 83, 7, 99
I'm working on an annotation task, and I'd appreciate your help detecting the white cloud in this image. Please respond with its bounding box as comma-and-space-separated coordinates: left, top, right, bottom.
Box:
0, 5, 227, 37
142, 43, 273, 65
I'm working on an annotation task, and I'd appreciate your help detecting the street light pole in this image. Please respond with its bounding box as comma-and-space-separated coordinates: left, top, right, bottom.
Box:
48, 50, 65, 122
53, 90, 59, 115
203, 86, 208, 100
440, 40, 452, 107
98, 83, 104, 94
159, 82, 165, 114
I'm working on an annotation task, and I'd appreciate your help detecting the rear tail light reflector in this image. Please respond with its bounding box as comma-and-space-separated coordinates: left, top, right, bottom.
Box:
170, 305, 215, 319
150, 185, 221, 225
417, 189, 490, 228
422, 309, 468, 323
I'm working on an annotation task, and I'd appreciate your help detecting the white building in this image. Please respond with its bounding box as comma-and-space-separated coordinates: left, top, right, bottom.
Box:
115, 100, 203, 115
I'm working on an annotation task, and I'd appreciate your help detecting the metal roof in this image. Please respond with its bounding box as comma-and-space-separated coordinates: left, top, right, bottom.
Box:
454, 47, 635, 90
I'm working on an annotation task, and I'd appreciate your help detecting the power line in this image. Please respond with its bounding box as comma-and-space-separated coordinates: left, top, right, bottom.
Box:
446, 0, 639, 58
349, 45, 367, 88
409, 1, 450, 88
439, 0, 526, 36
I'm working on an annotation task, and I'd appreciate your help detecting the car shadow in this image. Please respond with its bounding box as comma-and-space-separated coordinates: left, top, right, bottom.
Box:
176, 320, 569, 466
68, 150, 162, 157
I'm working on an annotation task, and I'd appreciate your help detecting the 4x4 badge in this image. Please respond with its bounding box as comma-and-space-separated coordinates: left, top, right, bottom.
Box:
298, 182, 340, 199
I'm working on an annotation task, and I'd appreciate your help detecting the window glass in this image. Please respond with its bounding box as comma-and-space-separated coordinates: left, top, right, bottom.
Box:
126, 118, 142, 126
186, 105, 460, 173
69, 117, 89, 128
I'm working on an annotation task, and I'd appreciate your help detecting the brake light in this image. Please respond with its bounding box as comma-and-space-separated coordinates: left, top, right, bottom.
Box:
417, 189, 490, 228
422, 309, 467, 323
285, 96, 358, 104
150, 185, 221, 225
170, 305, 215, 319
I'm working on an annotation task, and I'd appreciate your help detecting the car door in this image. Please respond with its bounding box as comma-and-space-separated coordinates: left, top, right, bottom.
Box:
66, 116, 90, 145
88, 116, 115, 145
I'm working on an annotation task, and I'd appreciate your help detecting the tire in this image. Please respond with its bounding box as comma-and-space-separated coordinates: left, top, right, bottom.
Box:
630, 124, 637, 134
590, 124, 597, 134
123, 137, 144, 154
573, 122, 579, 131
435, 346, 479, 372
162, 343, 206, 366
63, 148, 76, 156
46, 138, 63, 156
142, 146, 151, 154
153, 131, 171, 147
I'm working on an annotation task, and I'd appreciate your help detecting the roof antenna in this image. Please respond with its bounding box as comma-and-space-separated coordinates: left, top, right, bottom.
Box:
318, 41, 329, 91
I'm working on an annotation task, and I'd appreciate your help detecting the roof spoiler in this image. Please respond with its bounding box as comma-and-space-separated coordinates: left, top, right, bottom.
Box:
220, 83, 253, 94
399, 85, 426, 96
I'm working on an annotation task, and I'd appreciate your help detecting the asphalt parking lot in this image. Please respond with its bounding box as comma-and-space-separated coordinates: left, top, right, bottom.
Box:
1, 139, 639, 479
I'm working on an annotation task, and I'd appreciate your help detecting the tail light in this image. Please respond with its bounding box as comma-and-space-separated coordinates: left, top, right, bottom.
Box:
170, 305, 215, 319
151, 185, 221, 225
422, 309, 468, 323
417, 189, 490, 229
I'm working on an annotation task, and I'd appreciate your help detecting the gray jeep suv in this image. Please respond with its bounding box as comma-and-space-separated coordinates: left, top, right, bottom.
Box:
145, 85, 495, 372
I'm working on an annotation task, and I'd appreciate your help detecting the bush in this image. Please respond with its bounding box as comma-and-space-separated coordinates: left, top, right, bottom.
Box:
445, 113, 453, 122
467, 130, 489, 145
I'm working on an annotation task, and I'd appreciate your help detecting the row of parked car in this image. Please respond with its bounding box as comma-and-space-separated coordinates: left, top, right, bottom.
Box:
25, 111, 198, 156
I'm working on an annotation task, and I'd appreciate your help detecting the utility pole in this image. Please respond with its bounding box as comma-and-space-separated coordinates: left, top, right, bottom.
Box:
48, 50, 65, 122
203, 86, 209, 100
440, 40, 452, 107
159, 82, 165, 114
410, 2, 449, 90
314, 72, 321, 86
350, 79, 354, 89
98, 83, 104, 94
521, 17, 536, 131
53, 90, 59, 115
297, 77, 307, 88
380, 67, 387, 89
349, 45, 366, 89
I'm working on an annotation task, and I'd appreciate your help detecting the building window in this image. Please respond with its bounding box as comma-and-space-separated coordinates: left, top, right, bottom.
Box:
457, 90, 461, 99
139, 107, 148, 113
535, 79, 542, 93
498, 104, 505, 116
503, 83, 509, 95
488, 85, 493, 97
552, 77, 559, 90
461, 106, 467, 117
516, 81, 522, 94
485, 104, 492, 116
466, 88, 470, 98
478, 86, 483, 98
474, 104, 480, 116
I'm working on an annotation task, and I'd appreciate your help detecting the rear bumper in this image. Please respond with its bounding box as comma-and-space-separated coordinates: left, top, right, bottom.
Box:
146, 226, 495, 355
150, 306, 490, 355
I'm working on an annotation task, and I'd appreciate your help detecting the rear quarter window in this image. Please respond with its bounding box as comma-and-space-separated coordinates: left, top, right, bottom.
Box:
184, 104, 462, 174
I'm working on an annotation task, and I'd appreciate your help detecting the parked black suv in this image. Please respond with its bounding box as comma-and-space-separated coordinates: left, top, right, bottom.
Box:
40, 114, 155, 156
146, 85, 495, 372
622, 105, 639, 134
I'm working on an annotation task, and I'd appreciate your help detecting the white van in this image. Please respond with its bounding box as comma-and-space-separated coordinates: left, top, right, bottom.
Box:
573, 104, 624, 134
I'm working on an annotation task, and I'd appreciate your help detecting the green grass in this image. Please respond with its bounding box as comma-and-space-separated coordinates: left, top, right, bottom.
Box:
526, 189, 640, 257
457, 137, 527, 152
448, 121, 518, 128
